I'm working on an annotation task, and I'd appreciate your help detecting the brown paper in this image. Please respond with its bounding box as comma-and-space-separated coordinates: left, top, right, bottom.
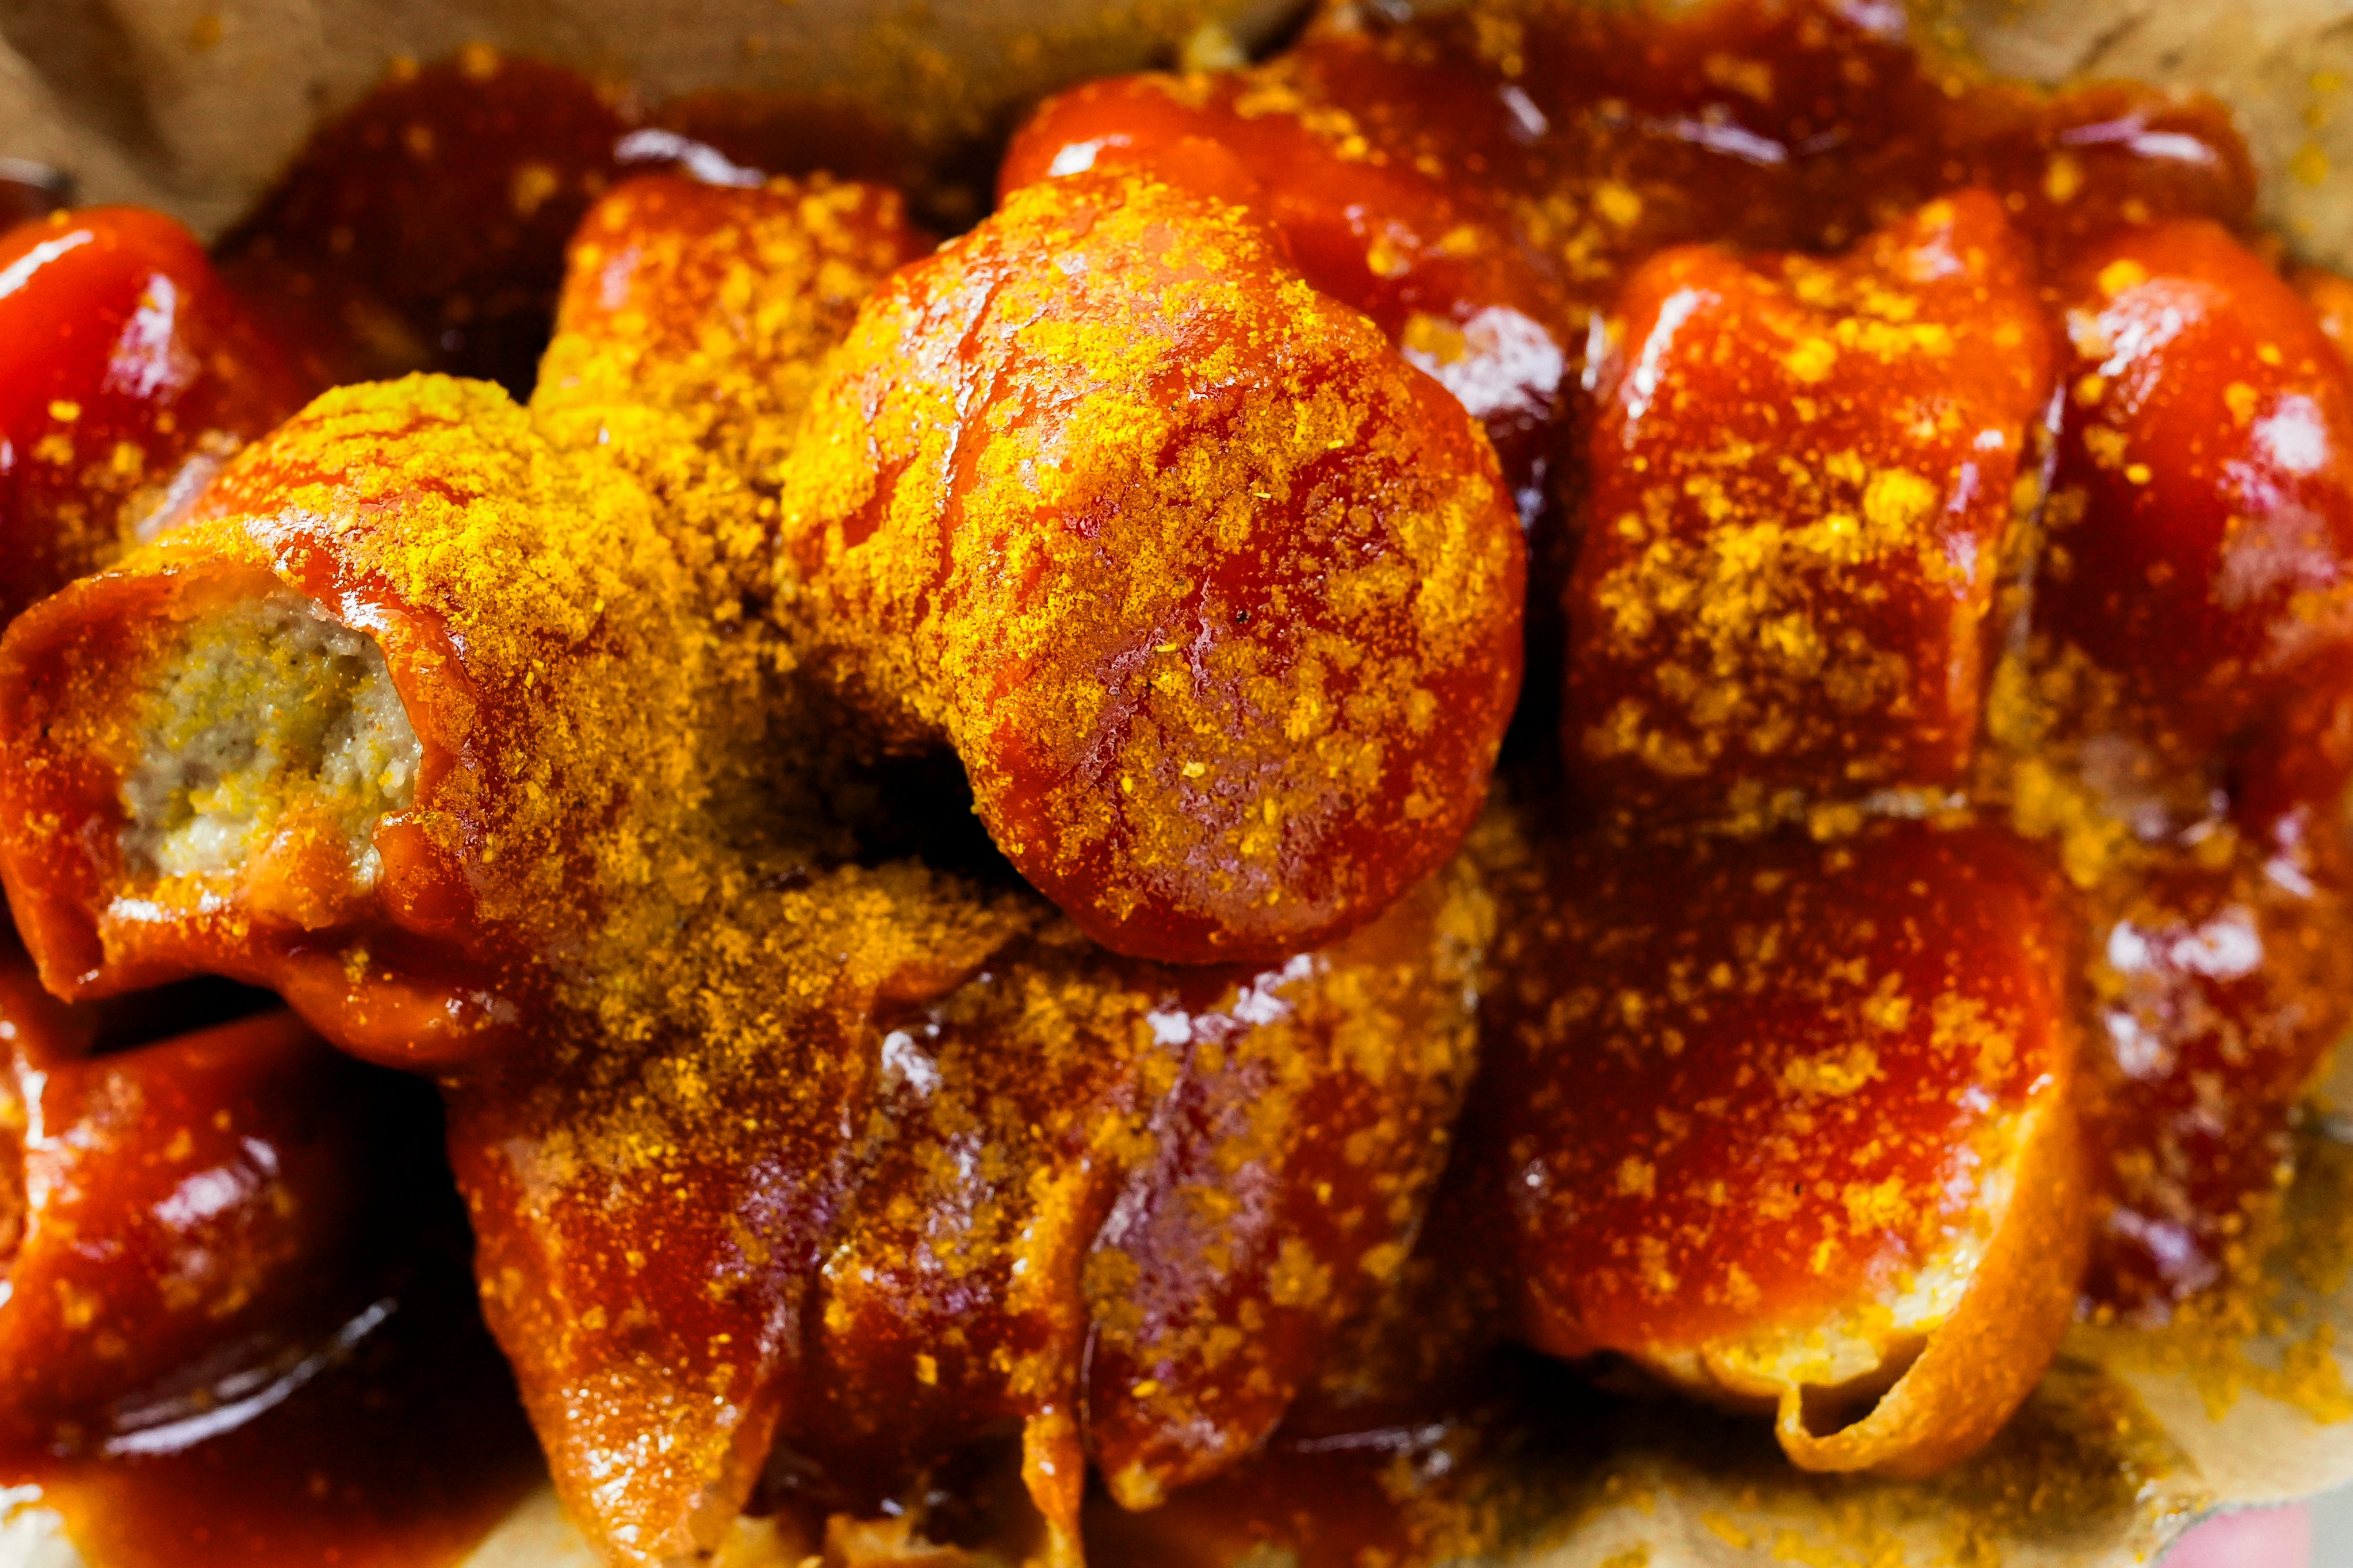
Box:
4, 1, 2353, 1563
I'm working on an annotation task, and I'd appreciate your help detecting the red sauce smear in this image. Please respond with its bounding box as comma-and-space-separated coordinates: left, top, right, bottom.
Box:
0, 0, 2347, 1561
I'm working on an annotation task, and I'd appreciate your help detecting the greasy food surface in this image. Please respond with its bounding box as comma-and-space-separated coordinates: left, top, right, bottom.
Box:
449, 858, 1486, 1561
533, 172, 929, 614
0, 379, 718, 1064
0, 162, 1524, 1563
998, 65, 1573, 523
2037, 220, 2353, 761
1003, 0, 2254, 733
0, 208, 319, 624
0, 0, 2351, 1564
774, 170, 1525, 964
0, 961, 374, 1454
0, 943, 544, 1568
997, 0, 2345, 1479
1988, 220, 2353, 1309
1566, 193, 2053, 828
1482, 816, 2084, 1477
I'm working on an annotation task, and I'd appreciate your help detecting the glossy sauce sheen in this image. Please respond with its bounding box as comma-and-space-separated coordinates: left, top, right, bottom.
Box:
443, 861, 1485, 1557
0, 395, 620, 1071
1564, 190, 2053, 823
1004, 0, 2327, 1344
0, 208, 319, 624
1486, 823, 2072, 1355
0, 0, 2347, 1563
2040, 221, 2353, 756
213, 52, 946, 396
1000, 0, 2255, 742
16, 1260, 541, 1568
775, 170, 1525, 964
1003, 0, 2353, 1488
0, 952, 542, 1568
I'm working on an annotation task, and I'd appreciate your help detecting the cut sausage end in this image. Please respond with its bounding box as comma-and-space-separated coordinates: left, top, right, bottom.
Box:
117, 591, 419, 921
